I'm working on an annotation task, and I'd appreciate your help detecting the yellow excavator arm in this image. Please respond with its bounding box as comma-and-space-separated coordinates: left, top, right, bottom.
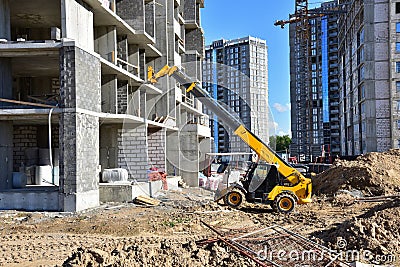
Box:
148, 65, 312, 204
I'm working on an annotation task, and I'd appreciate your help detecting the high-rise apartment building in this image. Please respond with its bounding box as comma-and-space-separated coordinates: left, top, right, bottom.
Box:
0, 0, 209, 211
289, 1, 340, 162
338, 0, 400, 155
203, 37, 269, 158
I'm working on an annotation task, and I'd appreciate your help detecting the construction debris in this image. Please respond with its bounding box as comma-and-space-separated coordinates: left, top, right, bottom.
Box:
313, 149, 400, 196
354, 195, 400, 203
134, 195, 161, 206
199, 221, 352, 267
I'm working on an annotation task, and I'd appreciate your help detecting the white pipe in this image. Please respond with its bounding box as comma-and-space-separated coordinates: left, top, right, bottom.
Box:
48, 108, 54, 184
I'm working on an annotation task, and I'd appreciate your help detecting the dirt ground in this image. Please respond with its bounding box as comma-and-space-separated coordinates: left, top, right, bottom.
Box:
0, 188, 398, 266
1, 151, 400, 266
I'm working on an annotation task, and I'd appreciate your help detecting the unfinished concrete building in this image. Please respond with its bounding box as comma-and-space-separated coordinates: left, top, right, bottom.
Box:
337, 0, 400, 155
289, 1, 340, 163
0, 0, 209, 212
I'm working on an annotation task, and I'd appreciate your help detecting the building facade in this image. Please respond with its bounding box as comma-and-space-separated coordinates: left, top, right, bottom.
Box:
203, 37, 269, 158
338, 0, 400, 155
0, 0, 209, 212
289, 1, 340, 162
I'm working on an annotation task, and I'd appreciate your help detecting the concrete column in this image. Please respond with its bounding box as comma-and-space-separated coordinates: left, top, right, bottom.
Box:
101, 75, 117, 114
166, 130, 180, 176
0, 0, 14, 190
100, 126, 118, 170
117, 35, 128, 68
60, 112, 100, 212
139, 90, 146, 118
94, 26, 117, 63
179, 124, 199, 187
0, 0, 10, 40
0, 58, 12, 105
154, 0, 168, 68
0, 122, 13, 190
145, 0, 155, 37
59, 46, 101, 212
128, 44, 139, 76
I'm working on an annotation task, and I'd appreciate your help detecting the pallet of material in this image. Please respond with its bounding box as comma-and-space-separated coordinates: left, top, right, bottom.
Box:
134, 195, 161, 206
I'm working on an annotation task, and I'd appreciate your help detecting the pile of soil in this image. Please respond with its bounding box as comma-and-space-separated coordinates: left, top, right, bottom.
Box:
313, 149, 400, 196
62, 238, 258, 267
313, 200, 400, 265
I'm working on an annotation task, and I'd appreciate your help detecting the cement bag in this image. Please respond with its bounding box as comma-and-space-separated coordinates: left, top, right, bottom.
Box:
102, 168, 128, 183
208, 174, 223, 191
199, 172, 208, 187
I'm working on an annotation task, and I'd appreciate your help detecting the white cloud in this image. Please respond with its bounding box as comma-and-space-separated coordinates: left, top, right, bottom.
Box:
273, 103, 291, 113
278, 130, 291, 138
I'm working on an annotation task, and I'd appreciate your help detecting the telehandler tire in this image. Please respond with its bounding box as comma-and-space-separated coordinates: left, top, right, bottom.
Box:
272, 193, 296, 213
224, 190, 243, 208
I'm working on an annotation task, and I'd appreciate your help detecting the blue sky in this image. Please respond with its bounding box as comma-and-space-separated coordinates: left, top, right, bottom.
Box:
200, 0, 295, 136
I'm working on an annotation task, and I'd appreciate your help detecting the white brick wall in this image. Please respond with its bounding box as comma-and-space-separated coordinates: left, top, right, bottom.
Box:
147, 129, 166, 172
118, 125, 149, 181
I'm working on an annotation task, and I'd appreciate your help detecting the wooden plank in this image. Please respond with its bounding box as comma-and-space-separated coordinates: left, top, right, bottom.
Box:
134, 195, 160, 206
0, 98, 56, 108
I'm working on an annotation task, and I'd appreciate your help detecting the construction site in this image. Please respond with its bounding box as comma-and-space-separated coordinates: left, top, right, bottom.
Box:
0, 151, 400, 266
0, 0, 400, 266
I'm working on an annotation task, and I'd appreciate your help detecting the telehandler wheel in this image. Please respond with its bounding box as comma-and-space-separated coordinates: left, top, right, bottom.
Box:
224, 190, 243, 208
272, 193, 296, 213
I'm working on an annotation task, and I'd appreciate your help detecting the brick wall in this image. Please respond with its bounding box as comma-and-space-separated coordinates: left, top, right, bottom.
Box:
118, 125, 149, 181
185, 28, 204, 54
13, 126, 37, 170
117, 81, 128, 114
12, 125, 60, 170
376, 118, 391, 152
116, 0, 144, 31
147, 129, 166, 171
51, 78, 60, 103
183, 0, 196, 22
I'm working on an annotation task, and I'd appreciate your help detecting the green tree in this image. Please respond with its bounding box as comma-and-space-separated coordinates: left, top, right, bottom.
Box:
270, 135, 291, 152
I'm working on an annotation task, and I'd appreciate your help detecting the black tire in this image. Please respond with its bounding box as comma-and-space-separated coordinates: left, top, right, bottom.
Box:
272, 193, 296, 213
224, 190, 243, 208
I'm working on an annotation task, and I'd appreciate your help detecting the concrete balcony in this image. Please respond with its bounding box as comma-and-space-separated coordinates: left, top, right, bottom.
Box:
184, 123, 211, 138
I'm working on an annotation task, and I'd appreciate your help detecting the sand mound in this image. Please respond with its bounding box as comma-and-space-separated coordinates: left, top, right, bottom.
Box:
313, 149, 400, 196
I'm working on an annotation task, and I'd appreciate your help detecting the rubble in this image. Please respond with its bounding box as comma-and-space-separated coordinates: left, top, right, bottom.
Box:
313, 149, 400, 196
